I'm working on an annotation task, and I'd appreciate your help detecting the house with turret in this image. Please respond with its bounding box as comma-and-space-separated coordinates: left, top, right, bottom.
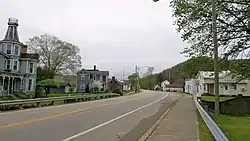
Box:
0, 18, 39, 96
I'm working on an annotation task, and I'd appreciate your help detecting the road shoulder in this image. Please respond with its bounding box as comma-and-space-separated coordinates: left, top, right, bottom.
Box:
145, 94, 198, 141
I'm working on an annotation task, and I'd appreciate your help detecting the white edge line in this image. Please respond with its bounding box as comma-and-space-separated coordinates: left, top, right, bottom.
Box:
61, 93, 169, 141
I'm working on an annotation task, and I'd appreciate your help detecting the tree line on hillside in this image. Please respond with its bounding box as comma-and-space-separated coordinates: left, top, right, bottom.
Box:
139, 56, 250, 89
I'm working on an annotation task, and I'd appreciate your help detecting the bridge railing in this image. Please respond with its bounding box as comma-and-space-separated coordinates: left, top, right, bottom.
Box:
194, 96, 229, 141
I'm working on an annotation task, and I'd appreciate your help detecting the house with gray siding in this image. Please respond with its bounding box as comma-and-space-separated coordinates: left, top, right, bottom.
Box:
76, 65, 109, 93
0, 18, 39, 96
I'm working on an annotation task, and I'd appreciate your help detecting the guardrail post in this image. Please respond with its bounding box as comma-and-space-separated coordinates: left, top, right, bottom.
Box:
19, 104, 23, 109
37, 102, 40, 107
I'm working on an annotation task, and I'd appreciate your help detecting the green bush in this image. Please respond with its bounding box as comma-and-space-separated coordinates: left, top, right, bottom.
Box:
104, 89, 111, 93
112, 89, 123, 96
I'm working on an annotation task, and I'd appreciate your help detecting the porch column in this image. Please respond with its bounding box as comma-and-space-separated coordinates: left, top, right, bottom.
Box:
7, 77, 10, 96
12, 77, 15, 93
1, 76, 4, 97
20, 77, 23, 93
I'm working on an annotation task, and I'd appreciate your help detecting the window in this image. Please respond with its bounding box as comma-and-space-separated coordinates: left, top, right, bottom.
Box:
28, 79, 32, 91
90, 74, 93, 79
29, 62, 34, 73
225, 85, 228, 90
80, 84, 85, 90
13, 60, 18, 70
231, 84, 237, 90
93, 75, 96, 80
102, 76, 106, 82
6, 45, 11, 54
96, 75, 100, 80
81, 74, 85, 80
14, 45, 19, 55
6, 59, 11, 69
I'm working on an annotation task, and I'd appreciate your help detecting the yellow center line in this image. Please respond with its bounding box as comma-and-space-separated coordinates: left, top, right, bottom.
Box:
0, 104, 109, 129
0, 94, 146, 129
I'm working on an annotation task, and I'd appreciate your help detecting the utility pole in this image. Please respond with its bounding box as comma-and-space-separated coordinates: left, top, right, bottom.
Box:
168, 71, 171, 91
135, 65, 138, 92
122, 68, 124, 80
212, 0, 220, 116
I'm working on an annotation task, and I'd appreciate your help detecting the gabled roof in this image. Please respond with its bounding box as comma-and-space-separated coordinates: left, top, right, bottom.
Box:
60, 82, 71, 87
77, 68, 109, 76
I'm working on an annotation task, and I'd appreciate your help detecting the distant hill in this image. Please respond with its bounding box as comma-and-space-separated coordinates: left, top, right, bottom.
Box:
139, 56, 243, 89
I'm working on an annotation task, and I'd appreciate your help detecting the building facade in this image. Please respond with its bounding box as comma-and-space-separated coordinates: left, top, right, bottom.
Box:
196, 71, 248, 96
76, 65, 109, 93
108, 76, 123, 90
184, 78, 199, 94
0, 18, 39, 96
161, 80, 170, 91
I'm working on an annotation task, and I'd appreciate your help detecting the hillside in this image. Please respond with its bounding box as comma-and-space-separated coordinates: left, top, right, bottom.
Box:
139, 56, 244, 89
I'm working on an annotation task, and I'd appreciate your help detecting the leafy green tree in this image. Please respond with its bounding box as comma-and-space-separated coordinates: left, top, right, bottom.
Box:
27, 34, 82, 76
170, 0, 250, 78
156, 73, 164, 86
37, 79, 60, 97
37, 67, 54, 82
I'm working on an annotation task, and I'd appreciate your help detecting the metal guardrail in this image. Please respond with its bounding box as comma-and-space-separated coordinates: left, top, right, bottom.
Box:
194, 97, 229, 141
0, 94, 119, 108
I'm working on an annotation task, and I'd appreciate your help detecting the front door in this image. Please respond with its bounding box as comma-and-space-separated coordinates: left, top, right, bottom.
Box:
207, 84, 214, 95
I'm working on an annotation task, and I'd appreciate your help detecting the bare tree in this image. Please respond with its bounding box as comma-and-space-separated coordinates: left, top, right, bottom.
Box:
27, 34, 82, 76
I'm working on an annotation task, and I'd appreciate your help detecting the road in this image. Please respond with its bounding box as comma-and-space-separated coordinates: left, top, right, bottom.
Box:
0, 90, 180, 141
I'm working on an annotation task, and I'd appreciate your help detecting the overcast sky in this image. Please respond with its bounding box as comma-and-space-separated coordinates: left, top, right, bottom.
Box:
0, 0, 188, 79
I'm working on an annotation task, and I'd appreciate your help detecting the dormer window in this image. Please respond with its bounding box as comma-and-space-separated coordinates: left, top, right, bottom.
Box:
6, 44, 12, 54
14, 45, 19, 55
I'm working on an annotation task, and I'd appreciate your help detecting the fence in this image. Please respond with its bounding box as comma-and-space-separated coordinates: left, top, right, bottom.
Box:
0, 93, 119, 111
195, 97, 229, 141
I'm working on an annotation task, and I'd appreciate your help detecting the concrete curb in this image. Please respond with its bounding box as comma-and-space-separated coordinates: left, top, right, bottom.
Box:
138, 95, 182, 141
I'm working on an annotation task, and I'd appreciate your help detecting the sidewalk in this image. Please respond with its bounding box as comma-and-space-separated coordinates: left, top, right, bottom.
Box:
147, 95, 198, 141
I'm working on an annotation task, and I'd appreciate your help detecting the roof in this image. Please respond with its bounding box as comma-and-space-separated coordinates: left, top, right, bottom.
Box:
60, 82, 71, 87
196, 70, 231, 79
21, 53, 39, 60
77, 68, 109, 76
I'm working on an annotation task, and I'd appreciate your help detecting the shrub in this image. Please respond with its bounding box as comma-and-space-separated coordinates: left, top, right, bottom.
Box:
112, 89, 123, 96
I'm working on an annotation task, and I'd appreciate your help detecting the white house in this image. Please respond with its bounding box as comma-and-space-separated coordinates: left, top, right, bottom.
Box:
197, 70, 249, 96
161, 80, 170, 91
185, 78, 199, 94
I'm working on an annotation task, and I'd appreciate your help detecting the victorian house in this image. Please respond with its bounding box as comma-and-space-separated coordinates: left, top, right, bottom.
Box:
0, 18, 39, 96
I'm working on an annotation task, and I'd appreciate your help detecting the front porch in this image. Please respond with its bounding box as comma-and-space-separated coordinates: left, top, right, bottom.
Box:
0, 76, 24, 97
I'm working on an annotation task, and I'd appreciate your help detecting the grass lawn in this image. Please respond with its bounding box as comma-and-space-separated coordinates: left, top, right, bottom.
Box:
202, 96, 235, 102
0, 97, 14, 101
197, 111, 214, 141
214, 115, 250, 141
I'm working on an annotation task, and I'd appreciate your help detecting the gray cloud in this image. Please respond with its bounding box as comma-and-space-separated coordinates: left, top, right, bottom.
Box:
0, 0, 188, 79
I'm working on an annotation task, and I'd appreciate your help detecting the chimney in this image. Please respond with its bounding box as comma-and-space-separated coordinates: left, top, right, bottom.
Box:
21, 45, 27, 54
3, 18, 19, 42
94, 65, 96, 70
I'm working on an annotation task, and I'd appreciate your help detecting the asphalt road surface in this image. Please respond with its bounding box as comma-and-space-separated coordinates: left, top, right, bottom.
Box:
0, 90, 180, 141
